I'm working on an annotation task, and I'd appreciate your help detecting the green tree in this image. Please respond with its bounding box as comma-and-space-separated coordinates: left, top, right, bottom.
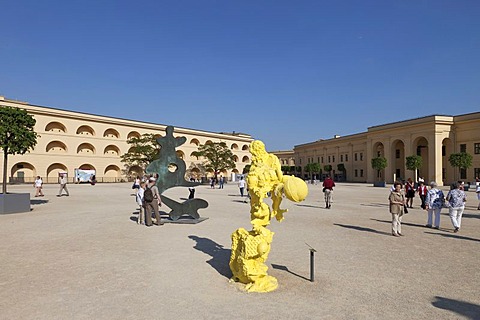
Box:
0, 106, 38, 194
305, 163, 320, 180
337, 163, 346, 180
406, 155, 422, 181
242, 164, 251, 174
191, 142, 236, 179
323, 164, 332, 175
120, 133, 160, 172
371, 156, 388, 181
448, 152, 473, 180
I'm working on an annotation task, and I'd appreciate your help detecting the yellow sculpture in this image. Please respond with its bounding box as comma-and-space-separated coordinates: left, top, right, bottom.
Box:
229, 140, 308, 292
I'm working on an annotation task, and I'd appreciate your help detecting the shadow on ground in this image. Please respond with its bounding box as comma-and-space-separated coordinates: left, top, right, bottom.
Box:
189, 235, 232, 279
295, 204, 323, 209
371, 219, 428, 229
432, 296, 480, 319
30, 199, 49, 205
271, 263, 310, 282
334, 223, 391, 236
424, 232, 480, 243
360, 203, 389, 208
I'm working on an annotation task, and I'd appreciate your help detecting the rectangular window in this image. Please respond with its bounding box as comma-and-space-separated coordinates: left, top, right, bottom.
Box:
345, 154, 348, 162
341, 155, 343, 162
460, 144, 467, 153
395, 149, 400, 159
354, 169, 358, 177
475, 168, 480, 179
317, 157, 320, 163
360, 153, 363, 161
354, 153, 358, 161
321, 156, 324, 163
328, 156, 331, 163
332, 156, 335, 162
460, 168, 467, 179
299, 159, 302, 165
442, 146, 446, 157
442, 168, 446, 181
475, 143, 480, 154
360, 169, 364, 177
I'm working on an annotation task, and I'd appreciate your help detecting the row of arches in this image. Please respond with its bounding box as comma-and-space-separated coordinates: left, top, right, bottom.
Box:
44, 122, 252, 151
46, 141, 121, 156
10, 162, 122, 183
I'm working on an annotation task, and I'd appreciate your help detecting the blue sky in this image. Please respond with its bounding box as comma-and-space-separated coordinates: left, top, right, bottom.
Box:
1, 1, 479, 151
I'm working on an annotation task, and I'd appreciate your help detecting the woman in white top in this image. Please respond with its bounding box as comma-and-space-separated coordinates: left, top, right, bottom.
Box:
34, 176, 44, 197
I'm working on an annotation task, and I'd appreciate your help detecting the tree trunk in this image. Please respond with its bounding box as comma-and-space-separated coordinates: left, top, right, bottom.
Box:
2, 150, 8, 194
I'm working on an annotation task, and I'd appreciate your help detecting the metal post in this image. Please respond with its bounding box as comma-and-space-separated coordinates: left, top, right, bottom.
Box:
305, 242, 317, 282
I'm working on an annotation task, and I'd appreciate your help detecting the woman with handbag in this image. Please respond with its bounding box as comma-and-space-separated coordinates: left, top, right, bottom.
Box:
425, 181, 445, 229
389, 182, 406, 237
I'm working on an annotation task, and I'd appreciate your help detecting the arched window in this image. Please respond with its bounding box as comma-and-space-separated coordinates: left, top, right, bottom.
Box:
46, 141, 67, 153
104, 145, 120, 156
77, 143, 96, 154
103, 128, 120, 139
231, 143, 239, 150
45, 122, 66, 133
190, 138, 200, 146
76, 125, 95, 136
127, 131, 141, 139
242, 144, 249, 151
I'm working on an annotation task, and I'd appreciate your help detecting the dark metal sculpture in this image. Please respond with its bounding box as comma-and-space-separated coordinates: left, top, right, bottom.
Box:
146, 126, 208, 221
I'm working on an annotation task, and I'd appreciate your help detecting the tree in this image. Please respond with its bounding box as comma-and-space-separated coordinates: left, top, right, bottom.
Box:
0, 106, 38, 194
323, 164, 332, 176
191, 142, 236, 178
337, 163, 346, 180
243, 164, 251, 174
448, 152, 473, 180
406, 155, 422, 181
305, 163, 320, 180
120, 133, 161, 173
371, 156, 388, 182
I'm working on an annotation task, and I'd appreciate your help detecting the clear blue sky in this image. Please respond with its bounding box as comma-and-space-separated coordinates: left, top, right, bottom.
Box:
1, 1, 479, 151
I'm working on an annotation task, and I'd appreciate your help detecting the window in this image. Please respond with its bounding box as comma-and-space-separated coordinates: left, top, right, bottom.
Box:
460, 144, 467, 153
332, 156, 335, 162
475, 168, 480, 179
475, 143, 480, 154
360, 169, 364, 177
317, 157, 320, 163
299, 159, 302, 165
360, 153, 363, 161
442, 146, 446, 157
460, 168, 466, 179
395, 149, 400, 159
345, 154, 348, 162
354, 169, 358, 177
354, 153, 358, 161
341, 155, 343, 162
328, 156, 331, 163
321, 156, 324, 163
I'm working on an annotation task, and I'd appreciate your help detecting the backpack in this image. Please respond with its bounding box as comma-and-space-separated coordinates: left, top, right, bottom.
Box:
144, 187, 154, 202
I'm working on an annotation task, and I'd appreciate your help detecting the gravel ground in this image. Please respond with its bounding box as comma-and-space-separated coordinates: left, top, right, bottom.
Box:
0, 182, 479, 320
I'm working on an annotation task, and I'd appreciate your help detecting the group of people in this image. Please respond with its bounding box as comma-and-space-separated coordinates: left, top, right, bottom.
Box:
210, 175, 225, 189
389, 178, 475, 237
132, 174, 163, 227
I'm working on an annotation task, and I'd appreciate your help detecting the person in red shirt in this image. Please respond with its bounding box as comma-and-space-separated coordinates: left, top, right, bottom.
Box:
322, 175, 335, 209
417, 180, 428, 209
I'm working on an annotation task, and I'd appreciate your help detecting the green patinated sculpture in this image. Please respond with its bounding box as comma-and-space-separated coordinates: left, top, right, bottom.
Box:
146, 126, 208, 220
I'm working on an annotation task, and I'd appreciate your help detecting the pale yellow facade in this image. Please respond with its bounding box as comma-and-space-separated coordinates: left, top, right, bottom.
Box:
276, 113, 480, 186
0, 96, 253, 183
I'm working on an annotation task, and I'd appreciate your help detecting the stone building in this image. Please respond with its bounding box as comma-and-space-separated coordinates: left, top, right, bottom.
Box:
0, 96, 253, 183
275, 113, 480, 186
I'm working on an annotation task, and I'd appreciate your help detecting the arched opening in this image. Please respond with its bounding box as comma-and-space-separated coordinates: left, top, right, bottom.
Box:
190, 138, 200, 146
205, 140, 213, 145
10, 162, 36, 183
242, 156, 249, 163
77, 143, 96, 154
127, 131, 141, 140
103, 128, 120, 139
413, 136, 429, 181
242, 144, 249, 151
442, 137, 454, 183
190, 152, 199, 160
372, 142, 385, 181
232, 169, 239, 174
45, 121, 66, 133
128, 165, 143, 178
233, 155, 239, 162
104, 145, 120, 156
189, 168, 201, 180
231, 143, 239, 150
104, 165, 121, 180
154, 134, 163, 140
391, 139, 405, 181
79, 163, 96, 171
46, 141, 67, 153
76, 125, 95, 136
47, 163, 68, 183
176, 150, 185, 159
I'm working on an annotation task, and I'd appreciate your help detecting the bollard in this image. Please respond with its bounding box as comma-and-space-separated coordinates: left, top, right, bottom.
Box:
305, 243, 317, 282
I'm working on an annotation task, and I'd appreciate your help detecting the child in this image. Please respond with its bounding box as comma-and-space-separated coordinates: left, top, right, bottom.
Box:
136, 182, 146, 225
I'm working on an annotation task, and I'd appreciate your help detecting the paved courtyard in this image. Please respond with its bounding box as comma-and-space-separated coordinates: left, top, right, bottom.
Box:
0, 182, 479, 319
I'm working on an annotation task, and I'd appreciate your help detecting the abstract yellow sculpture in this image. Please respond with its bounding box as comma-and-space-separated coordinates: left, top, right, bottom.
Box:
229, 140, 308, 292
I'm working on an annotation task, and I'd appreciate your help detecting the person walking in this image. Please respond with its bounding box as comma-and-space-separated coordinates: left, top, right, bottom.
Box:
33, 176, 44, 197
417, 181, 428, 209
136, 182, 145, 225
405, 178, 415, 208
57, 173, 69, 197
144, 178, 163, 227
389, 181, 405, 237
425, 181, 445, 229
238, 176, 246, 197
218, 175, 224, 189
476, 184, 480, 210
322, 174, 335, 209
446, 182, 466, 233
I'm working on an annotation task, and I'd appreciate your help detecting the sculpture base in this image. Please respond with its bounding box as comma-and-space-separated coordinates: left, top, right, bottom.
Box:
162, 216, 208, 224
